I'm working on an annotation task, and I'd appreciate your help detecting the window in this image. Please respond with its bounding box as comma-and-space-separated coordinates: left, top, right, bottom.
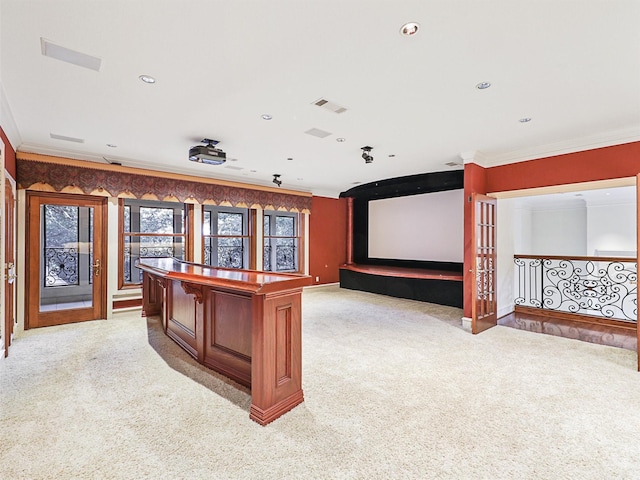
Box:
264, 212, 299, 272
120, 199, 187, 287
202, 206, 249, 269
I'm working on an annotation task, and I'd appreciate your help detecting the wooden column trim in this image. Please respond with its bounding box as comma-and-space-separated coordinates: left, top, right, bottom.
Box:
249, 209, 257, 270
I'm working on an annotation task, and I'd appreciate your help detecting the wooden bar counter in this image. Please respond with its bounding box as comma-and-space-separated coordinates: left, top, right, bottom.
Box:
137, 257, 312, 425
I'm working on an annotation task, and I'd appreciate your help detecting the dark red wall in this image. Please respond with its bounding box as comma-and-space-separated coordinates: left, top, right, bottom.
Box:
309, 196, 347, 284
486, 141, 640, 193
0, 127, 17, 179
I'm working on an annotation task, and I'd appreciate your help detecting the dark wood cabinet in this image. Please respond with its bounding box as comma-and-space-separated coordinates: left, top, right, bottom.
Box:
138, 258, 311, 425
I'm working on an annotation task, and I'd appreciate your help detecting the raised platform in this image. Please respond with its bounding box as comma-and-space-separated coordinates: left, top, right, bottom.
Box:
339, 264, 463, 308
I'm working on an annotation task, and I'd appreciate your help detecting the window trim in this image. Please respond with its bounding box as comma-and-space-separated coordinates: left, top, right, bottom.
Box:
263, 211, 303, 273
202, 205, 253, 270
118, 199, 190, 289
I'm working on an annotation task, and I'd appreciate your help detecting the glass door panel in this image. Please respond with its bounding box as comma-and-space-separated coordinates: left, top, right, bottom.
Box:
40, 205, 94, 311
26, 193, 106, 329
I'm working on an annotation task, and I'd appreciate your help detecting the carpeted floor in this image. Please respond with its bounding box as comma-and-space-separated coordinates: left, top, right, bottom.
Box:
1, 285, 639, 479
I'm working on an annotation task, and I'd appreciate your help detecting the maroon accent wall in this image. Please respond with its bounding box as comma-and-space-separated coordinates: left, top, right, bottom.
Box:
486, 141, 640, 193
0, 127, 17, 179
463, 163, 488, 318
309, 196, 347, 285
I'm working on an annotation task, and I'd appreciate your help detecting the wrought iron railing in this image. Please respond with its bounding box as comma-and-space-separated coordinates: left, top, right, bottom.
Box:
204, 245, 244, 269
514, 255, 637, 322
124, 245, 176, 283
264, 245, 296, 272
44, 247, 79, 286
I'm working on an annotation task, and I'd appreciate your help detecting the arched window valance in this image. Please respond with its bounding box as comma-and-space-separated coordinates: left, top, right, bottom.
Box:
17, 155, 312, 213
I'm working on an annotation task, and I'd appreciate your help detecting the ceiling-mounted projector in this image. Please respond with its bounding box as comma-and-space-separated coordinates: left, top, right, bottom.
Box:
189, 138, 226, 165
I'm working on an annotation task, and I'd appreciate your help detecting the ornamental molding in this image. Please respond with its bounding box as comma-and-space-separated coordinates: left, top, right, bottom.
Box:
17, 155, 312, 213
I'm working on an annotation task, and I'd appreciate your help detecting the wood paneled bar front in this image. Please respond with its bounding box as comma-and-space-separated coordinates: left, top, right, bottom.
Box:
137, 257, 312, 425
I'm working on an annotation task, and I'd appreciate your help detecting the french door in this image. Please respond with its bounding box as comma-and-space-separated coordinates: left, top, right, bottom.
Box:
26, 192, 107, 328
4, 176, 16, 355
471, 193, 497, 334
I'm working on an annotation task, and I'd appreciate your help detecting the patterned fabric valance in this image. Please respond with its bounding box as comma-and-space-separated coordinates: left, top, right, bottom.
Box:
17, 158, 312, 213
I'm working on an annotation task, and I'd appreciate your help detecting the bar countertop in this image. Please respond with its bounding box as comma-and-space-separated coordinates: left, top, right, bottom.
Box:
137, 257, 312, 294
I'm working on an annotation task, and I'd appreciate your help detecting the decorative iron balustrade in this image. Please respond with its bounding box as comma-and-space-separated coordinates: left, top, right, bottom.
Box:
204, 245, 244, 269
264, 245, 271, 271
263, 245, 296, 272
124, 245, 176, 283
514, 255, 637, 322
44, 247, 79, 287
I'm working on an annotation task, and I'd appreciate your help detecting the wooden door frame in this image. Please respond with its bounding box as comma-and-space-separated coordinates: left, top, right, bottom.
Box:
4, 175, 16, 356
637, 174, 639, 372
471, 193, 498, 334
0, 139, 4, 356
25, 191, 108, 329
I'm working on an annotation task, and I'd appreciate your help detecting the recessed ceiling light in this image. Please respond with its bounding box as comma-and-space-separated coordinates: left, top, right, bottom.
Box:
400, 22, 420, 36
261, 114, 273, 120
519, 117, 532, 123
296, 177, 304, 181
139, 75, 156, 84
106, 144, 117, 148
336, 138, 346, 143
476, 82, 491, 90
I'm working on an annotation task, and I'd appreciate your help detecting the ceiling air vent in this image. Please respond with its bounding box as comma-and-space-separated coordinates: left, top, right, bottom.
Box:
445, 161, 462, 167
50, 133, 85, 143
41, 38, 102, 72
304, 128, 332, 138
312, 98, 347, 114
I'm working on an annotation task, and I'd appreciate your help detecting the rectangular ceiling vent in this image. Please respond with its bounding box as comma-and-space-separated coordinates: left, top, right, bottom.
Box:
304, 128, 332, 139
50, 133, 85, 143
312, 98, 347, 114
224, 165, 243, 171
41, 38, 102, 72
445, 161, 462, 167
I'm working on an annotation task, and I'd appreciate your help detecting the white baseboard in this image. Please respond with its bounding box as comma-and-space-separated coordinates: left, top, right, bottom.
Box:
461, 316, 472, 332
497, 304, 515, 319
304, 282, 340, 290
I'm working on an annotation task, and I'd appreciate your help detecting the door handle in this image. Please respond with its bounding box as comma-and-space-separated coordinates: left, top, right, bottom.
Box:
4, 262, 16, 283
93, 259, 101, 276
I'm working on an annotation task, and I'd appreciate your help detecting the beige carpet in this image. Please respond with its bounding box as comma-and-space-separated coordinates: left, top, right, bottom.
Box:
1, 285, 639, 479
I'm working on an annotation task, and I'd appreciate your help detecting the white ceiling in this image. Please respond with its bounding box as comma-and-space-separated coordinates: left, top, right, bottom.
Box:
2, 1, 639, 197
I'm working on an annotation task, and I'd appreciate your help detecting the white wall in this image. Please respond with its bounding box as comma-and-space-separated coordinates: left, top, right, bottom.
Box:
497, 198, 516, 318
530, 200, 587, 255
513, 204, 533, 255
586, 201, 636, 256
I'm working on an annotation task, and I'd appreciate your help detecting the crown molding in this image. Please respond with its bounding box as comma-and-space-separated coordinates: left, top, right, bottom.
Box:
0, 82, 22, 151
481, 127, 640, 168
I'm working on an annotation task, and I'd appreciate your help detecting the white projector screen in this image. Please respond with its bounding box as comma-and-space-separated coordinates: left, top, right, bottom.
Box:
368, 189, 463, 262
